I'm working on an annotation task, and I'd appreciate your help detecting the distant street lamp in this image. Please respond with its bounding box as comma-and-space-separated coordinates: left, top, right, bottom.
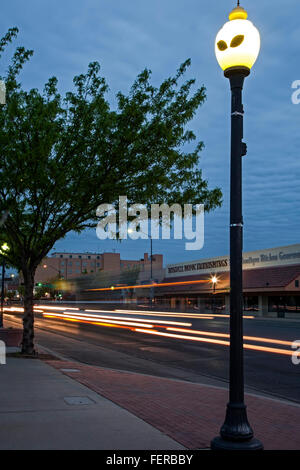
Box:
211, 275, 218, 313
211, 3, 263, 450
43, 264, 62, 279
128, 227, 154, 307
0, 243, 10, 327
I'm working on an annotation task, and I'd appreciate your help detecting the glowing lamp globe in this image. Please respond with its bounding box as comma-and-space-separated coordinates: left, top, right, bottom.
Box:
215, 5, 260, 72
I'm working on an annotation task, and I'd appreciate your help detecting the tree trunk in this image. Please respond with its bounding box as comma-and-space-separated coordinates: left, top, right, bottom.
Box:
21, 269, 36, 355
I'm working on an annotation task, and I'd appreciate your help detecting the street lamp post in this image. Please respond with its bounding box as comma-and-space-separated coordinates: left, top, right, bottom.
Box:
128, 228, 154, 308
211, 276, 217, 313
0, 261, 5, 327
149, 235, 154, 308
42, 264, 63, 300
43, 264, 62, 279
150, 236, 153, 281
211, 3, 263, 450
0, 243, 10, 328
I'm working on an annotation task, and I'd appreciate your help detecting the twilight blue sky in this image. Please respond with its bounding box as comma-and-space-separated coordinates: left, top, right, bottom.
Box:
1, 0, 300, 265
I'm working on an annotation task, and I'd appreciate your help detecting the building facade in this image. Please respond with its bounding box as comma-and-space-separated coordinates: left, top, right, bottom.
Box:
35, 251, 163, 284
156, 244, 300, 318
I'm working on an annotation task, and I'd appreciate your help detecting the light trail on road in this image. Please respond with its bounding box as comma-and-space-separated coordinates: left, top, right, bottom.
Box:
43, 315, 143, 332
90, 308, 214, 319
165, 327, 294, 347
40, 309, 294, 356
134, 328, 294, 356
59, 311, 193, 326
115, 309, 255, 319
37, 305, 80, 311
43, 312, 156, 329
4, 305, 293, 357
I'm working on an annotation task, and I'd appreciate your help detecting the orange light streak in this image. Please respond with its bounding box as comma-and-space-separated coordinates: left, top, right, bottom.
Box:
135, 328, 230, 346
60, 311, 193, 327
115, 309, 254, 319
103, 309, 214, 320
135, 329, 294, 356
42, 312, 154, 329
43, 315, 137, 331
37, 305, 80, 311
166, 327, 294, 347
86, 279, 210, 292
4, 307, 24, 312
244, 344, 293, 356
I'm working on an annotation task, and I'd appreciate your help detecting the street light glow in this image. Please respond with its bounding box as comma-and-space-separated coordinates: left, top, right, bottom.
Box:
215, 5, 260, 72
1, 243, 9, 252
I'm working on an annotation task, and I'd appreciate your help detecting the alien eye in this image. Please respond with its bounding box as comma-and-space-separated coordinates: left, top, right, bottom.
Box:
230, 35, 244, 48
217, 40, 228, 51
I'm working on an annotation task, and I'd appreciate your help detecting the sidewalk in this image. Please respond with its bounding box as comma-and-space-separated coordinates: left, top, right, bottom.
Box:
0, 356, 183, 450
1, 349, 300, 450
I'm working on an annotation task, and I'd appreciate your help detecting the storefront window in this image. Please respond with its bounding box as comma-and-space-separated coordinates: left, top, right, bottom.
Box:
243, 296, 259, 312
268, 296, 300, 313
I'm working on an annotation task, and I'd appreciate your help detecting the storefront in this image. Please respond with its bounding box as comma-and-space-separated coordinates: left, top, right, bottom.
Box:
157, 244, 300, 318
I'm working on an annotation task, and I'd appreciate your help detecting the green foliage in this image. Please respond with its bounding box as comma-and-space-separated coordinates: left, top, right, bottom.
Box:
119, 266, 140, 286
6, 290, 16, 300
17, 285, 25, 297
34, 284, 52, 299
0, 29, 222, 278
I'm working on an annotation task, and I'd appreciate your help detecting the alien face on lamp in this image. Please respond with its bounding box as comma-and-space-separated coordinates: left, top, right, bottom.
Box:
215, 5, 260, 75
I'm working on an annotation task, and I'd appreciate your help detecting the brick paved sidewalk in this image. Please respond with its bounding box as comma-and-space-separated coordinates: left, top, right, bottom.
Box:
45, 359, 300, 450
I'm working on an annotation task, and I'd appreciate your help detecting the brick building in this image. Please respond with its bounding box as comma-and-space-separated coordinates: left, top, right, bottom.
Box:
35, 251, 163, 284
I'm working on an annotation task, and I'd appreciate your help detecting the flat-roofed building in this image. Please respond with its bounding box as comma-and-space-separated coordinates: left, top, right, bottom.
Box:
157, 244, 300, 318
35, 251, 163, 284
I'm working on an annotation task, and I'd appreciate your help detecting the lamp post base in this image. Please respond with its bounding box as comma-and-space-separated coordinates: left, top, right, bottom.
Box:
211, 403, 263, 450
211, 436, 263, 451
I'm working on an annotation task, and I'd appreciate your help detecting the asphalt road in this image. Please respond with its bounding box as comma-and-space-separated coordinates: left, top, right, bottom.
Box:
5, 304, 300, 403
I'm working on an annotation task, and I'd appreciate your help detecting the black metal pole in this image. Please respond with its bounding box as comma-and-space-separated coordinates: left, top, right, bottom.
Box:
150, 237, 153, 281
211, 66, 263, 450
149, 236, 153, 308
0, 260, 5, 328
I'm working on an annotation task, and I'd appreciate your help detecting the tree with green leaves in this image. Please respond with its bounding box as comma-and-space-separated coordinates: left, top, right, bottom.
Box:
0, 28, 222, 355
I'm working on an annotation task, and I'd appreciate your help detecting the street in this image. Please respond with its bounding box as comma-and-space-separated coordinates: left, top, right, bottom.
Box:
4, 304, 300, 403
